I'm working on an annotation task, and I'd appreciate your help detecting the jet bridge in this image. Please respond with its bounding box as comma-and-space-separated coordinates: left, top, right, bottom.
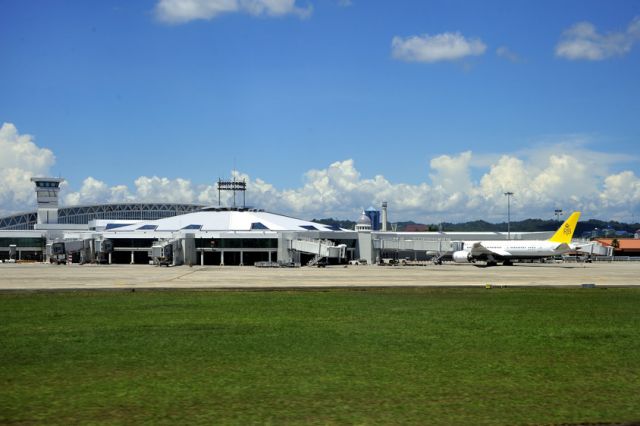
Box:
151, 238, 185, 266
48, 238, 94, 264
371, 236, 454, 264
374, 237, 453, 253
289, 238, 347, 264
573, 241, 613, 257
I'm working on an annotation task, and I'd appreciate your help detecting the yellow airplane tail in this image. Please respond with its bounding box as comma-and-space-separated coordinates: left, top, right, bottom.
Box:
548, 211, 581, 244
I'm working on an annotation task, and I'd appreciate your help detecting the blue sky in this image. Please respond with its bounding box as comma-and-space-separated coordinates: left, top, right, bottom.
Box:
1, 0, 639, 222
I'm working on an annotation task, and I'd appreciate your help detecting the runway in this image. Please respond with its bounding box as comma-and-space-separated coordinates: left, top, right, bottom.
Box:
0, 261, 639, 290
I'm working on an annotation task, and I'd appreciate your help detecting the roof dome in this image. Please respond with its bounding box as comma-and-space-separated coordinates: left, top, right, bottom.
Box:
357, 211, 372, 225
355, 210, 372, 232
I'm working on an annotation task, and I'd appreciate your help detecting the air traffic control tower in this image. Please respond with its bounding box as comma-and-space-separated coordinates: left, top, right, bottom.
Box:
30, 177, 64, 225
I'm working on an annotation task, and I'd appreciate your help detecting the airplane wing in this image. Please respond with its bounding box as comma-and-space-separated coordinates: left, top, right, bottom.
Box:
554, 242, 571, 252
469, 242, 511, 258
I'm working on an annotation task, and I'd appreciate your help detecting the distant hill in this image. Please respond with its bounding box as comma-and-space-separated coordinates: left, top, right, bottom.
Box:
313, 217, 640, 234
436, 218, 640, 234
394, 221, 439, 232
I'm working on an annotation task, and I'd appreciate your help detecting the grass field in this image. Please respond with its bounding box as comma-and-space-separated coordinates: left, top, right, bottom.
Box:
1, 288, 640, 425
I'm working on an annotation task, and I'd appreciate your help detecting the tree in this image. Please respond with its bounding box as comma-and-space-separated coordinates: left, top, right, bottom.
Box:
611, 238, 620, 250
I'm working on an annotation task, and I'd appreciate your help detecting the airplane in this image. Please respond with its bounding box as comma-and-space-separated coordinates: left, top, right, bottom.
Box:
451, 211, 581, 266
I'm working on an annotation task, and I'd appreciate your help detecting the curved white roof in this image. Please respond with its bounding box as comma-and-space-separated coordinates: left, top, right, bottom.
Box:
105, 209, 345, 232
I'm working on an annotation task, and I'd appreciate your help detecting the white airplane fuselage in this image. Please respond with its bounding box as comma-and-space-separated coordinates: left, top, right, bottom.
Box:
468, 240, 566, 257
452, 240, 573, 265
449, 211, 582, 266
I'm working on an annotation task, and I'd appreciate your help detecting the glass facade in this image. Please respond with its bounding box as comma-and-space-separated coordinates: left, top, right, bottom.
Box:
0, 237, 45, 247
195, 238, 278, 249
365, 208, 381, 231
36, 181, 60, 188
111, 238, 156, 248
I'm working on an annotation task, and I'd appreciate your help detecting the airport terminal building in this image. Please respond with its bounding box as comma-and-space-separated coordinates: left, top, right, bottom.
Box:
0, 177, 559, 266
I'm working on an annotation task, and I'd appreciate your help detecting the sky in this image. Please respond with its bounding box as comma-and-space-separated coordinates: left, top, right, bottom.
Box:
1, 0, 639, 223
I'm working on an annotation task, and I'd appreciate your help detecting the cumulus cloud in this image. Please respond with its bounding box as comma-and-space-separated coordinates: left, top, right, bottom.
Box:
600, 171, 640, 209
429, 151, 473, 193
64, 176, 200, 206
555, 17, 640, 60
2, 122, 639, 223
64, 177, 134, 206
469, 156, 532, 217
391, 32, 487, 63
60, 152, 639, 223
155, 0, 312, 24
134, 176, 196, 203
0, 123, 56, 216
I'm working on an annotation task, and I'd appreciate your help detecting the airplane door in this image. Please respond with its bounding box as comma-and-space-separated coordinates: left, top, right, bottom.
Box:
452, 241, 464, 251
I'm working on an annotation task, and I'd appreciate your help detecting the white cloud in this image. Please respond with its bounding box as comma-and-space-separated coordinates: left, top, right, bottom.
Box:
477, 156, 528, 198
135, 176, 197, 203
155, 0, 312, 24
65, 176, 206, 206
60, 150, 630, 223
241, 0, 311, 18
555, 17, 640, 60
391, 32, 486, 63
0, 123, 54, 174
2, 122, 639, 223
429, 151, 473, 193
600, 171, 640, 209
531, 154, 599, 203
496, 46, 520, 63
64, 177, 134, 206
0, 123, 56, 216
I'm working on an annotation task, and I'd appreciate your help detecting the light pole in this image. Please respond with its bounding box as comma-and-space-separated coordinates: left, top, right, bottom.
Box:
504, 192, 514, 240
554, 209, 563, 222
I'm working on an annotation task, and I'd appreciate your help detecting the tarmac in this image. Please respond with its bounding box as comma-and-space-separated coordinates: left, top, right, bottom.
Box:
0, 261, 639, 290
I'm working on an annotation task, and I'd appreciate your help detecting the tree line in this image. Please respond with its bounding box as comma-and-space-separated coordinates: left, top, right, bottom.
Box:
312, 217, 640, 234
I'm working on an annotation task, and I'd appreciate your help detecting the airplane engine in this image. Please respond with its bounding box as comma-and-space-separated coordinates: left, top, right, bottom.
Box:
452, 251, 473, 263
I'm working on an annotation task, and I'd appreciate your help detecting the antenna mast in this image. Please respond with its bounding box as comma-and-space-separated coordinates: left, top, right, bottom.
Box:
217, 178, 247, 208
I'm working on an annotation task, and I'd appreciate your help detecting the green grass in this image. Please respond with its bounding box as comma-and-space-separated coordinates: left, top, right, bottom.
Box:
1, 288, 640, 425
